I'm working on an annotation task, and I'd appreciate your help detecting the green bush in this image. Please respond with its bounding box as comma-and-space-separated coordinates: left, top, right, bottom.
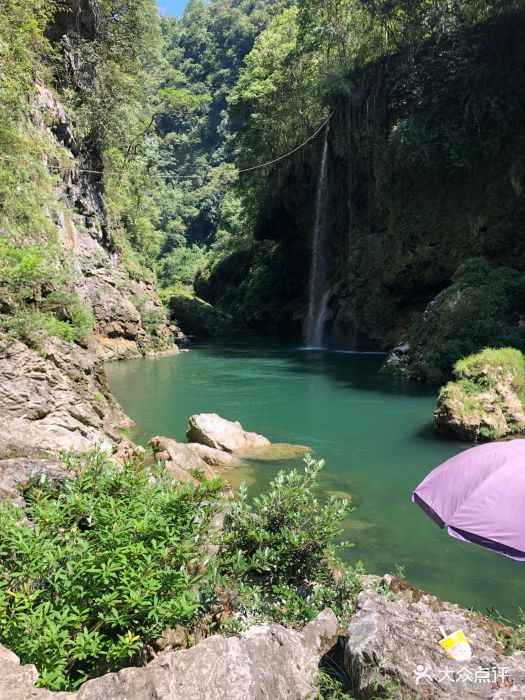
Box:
0, 453, 360, 691
215, 455, 361, 628
157, 245, 209, 291
0, 312, 76, 344
164, 291, 233, 337
0, 240, 93, 346
0, 452, 224, 691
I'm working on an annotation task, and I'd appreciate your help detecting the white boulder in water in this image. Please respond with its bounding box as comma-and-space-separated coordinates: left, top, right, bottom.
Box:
186, 413, 270, 453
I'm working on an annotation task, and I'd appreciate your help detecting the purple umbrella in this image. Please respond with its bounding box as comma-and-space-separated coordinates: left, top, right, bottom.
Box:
413, 440, 525, 561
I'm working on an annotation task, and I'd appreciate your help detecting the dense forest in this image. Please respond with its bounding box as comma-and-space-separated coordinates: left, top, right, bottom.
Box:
1, 0, 524, 375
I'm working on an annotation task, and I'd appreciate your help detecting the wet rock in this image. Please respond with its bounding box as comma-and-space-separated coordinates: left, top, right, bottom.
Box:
0, 610, 339, 699
381, 341, 413, 376
187, 413, 270, 453
171, 324, 190, 350
345, 576, 525, 699
235, 443, 310, 461
186, 442, 242, 467
149, 436, 215, 481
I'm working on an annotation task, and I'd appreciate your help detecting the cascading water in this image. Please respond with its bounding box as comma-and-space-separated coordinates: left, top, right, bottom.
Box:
304, 125, 330, 349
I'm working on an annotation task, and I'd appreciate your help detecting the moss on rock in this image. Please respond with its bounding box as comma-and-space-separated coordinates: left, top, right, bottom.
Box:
434, 347, 525, 441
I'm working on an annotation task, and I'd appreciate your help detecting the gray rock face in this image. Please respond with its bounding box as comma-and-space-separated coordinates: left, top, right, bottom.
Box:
0, 334, 132, 455
34, 82, 177, 361
0, 450, 70, 506
0, 645, 57, 700
0, 609, 339, 700
187, 414, 271, 453
346, 576, 525, 699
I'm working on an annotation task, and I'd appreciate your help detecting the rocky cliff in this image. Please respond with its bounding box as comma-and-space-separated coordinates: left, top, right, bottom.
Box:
34, 82, 176, 362
0, 47, 182, 465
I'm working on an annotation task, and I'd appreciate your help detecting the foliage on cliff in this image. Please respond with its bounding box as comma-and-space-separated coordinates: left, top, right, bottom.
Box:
0, 0, 175, 345
385, 258, 525, 384
0, 1, 93, 344
55, 0, 166, 278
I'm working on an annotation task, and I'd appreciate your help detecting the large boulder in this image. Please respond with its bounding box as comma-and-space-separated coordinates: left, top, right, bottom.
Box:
346, 576, 525, 699
187, 414, 270, 453
435, 348, 525, 441
0, 609, 339, 699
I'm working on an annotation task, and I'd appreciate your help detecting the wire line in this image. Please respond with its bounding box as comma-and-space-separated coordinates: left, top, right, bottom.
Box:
0, 109, 336, 180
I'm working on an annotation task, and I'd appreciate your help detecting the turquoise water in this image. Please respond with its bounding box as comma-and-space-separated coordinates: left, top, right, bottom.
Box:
106, 341, 523, 617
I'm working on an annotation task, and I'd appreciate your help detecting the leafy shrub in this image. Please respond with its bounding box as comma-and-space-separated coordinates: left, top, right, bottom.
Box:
0, 452, 224, 691
157, 245, 209, 291
0, 311, 78, 344
0, 240, 93, 345
0, 453, 361, 691
215, 456, 361, 628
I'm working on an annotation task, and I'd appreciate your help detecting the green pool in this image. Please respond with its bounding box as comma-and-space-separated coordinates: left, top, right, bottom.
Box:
106, 340, 523, 618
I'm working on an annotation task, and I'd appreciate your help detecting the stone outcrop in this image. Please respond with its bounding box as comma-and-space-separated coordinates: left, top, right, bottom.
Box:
187, 413, 271, 453
434, 348, 525, 441
435, 382, 525, 442
0, 609, 339, 700
149, 436, 215, 483
185, 442, 243, 467
0, 333, 132, 456
346, 576, 525, 699
0, 448, 70, 507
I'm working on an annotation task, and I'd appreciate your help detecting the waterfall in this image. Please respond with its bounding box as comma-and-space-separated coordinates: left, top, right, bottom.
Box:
304, 126, 330, 349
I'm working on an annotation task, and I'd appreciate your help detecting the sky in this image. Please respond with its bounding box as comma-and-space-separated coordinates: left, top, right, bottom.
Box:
157, 0, 187, 17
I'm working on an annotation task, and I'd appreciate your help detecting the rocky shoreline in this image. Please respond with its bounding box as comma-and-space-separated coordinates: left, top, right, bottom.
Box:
2, 574, 525, 699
